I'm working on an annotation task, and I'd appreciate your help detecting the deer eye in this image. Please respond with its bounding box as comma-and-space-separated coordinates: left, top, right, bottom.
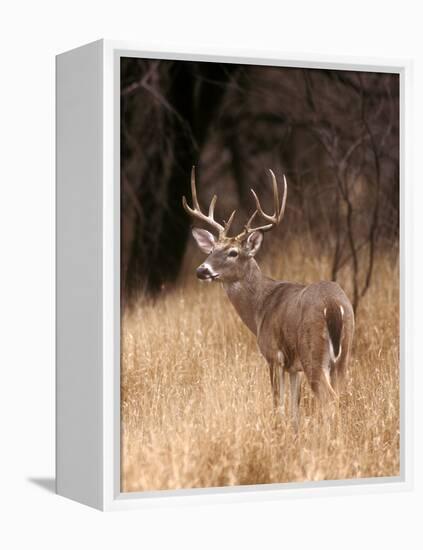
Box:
228, 249, 238, 258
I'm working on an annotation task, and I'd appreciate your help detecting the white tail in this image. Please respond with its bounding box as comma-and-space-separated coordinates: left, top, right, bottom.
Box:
325, 305, 345, 363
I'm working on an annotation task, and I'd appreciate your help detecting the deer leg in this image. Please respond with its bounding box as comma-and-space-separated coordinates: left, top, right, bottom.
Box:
268, 363, 276, 405
278, 366, 285, 414
289, 371, 301, 430
301, 339, 338, 404
268, 362, 283, 412
330, 337, 352, 393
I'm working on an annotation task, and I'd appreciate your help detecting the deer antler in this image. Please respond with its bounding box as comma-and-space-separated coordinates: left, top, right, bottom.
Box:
182, 166, 236, 238
183, 167, 287, 241
236, 169, 287, 240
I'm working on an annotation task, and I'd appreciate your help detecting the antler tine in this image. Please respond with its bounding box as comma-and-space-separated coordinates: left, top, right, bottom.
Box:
250, 188, 266, 220
269, 169, 280, 217
182, 166, 226, 236
251, 180, 275, 223
245, 209, 258, 230
278, 174, 288, 223
208, 195, 217, 218
207, 192, 236, 237
236, 170, 288, 239
191, 166, 201, 211
223, 209, 237, 236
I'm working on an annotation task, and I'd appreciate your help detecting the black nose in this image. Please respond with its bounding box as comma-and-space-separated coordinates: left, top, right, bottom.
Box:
196, 265, 212, 280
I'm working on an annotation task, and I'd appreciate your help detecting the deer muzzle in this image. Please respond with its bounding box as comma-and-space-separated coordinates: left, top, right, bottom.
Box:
196, 264, 219, 281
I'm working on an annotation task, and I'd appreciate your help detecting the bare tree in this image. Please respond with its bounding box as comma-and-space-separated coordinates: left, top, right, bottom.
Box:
121, 61, 399, 309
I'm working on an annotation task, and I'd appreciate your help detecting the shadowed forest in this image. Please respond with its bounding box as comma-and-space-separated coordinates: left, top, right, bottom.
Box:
120, 58, 399, 492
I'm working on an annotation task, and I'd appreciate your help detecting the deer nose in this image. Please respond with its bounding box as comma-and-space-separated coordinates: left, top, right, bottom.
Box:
196, 265, 212, 280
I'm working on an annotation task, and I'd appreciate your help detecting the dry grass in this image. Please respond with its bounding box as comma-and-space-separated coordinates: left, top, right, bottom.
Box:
121, 240, 399, 492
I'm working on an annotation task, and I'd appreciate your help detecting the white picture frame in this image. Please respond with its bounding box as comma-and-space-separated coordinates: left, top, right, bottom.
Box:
56, 39, 413, 511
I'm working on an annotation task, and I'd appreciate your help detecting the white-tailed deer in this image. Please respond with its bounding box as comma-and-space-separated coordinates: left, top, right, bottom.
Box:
183, 167, 354, 428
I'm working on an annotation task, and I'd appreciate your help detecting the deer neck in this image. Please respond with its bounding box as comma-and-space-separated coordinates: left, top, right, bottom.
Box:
223, 259, 275, 335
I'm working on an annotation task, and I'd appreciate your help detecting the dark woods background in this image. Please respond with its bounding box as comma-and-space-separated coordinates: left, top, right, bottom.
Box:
121, 58, 399, 312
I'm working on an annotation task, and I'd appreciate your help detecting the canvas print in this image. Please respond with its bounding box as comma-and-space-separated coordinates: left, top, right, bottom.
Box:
120, 58, 399, 492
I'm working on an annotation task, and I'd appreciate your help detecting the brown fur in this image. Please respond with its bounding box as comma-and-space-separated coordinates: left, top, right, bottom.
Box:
187, 172, 354, 426
192, 233, 354, 426
224, 263, 354, 404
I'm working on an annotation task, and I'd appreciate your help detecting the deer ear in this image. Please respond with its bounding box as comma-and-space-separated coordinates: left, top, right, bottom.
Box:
192, 228, 216, 254
245, 231, 263, 257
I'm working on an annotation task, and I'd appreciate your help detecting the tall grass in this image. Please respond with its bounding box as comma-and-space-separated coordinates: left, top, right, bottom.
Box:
121, 241, 399, 492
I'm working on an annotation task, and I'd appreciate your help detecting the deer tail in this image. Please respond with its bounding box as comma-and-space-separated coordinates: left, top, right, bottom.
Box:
324, 302, 344, 364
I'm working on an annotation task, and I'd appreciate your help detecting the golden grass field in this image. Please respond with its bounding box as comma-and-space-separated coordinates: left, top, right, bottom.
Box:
121, 240, 399, 492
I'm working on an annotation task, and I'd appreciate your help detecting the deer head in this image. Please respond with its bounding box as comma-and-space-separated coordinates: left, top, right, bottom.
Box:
183, 167, 287, 283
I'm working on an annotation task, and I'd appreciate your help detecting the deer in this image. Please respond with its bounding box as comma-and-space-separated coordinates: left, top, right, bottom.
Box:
182, 167, 354, 429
